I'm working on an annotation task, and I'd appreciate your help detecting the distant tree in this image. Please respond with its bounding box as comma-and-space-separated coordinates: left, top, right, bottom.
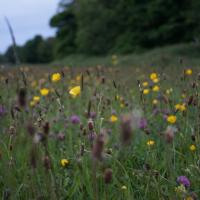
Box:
50, 0, 200, 56
74, 0, 118, 54
185, 0, 200, 42
4, 45, 23, 63
21, 35, 43, 63
50, 1, 77, 57
3, 35, 55, 64
37, 37, 56, 63
19, 35, 55, 63
0, 54, 5, 63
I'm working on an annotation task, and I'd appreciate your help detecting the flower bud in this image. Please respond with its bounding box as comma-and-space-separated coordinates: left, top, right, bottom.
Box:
104, 168, 113, 184
88, 119, 94, 131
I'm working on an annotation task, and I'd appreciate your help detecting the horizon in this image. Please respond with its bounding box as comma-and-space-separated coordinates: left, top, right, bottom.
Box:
0, 0, 59, 53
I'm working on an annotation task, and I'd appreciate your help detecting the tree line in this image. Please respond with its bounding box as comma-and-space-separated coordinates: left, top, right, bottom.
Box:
1, 0, 200, 64
0, 36, 55, 64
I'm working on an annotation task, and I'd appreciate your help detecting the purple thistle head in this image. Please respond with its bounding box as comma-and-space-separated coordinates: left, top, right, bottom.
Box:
138, 118, 148, 129
70, 115, 80, 124
177, 176, 190, 188
90, 111, 97, 119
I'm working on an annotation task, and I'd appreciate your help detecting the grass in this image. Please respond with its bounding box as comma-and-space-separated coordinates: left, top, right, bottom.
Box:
52, 43, 200, 69
0, 44, 200, 199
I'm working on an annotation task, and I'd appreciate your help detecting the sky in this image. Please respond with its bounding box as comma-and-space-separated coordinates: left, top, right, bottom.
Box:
0, 0, 59, 53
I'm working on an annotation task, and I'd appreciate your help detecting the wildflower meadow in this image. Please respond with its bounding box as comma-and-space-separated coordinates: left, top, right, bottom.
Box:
0, 64, 200, 200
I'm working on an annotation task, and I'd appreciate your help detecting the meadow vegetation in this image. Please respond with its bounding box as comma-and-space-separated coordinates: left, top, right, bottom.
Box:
0, 55, 200, 199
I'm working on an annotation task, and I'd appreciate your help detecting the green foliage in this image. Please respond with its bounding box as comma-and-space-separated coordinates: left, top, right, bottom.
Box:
74, 0, 118, 54
37, 37, 55, 63
50, 0, 200, 56
22, 35, 44, 63
4, 46, 23, 64
0, 54, 5, 63
50, 1, 77, 57
0, 64, 200, 199
2, 36, 55, 64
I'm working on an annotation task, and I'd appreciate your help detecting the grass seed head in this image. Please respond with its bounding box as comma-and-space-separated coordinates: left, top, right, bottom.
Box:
120, 114, 133, 145
92, 133, 105, 161
104, 168, 113, 184
18, 88, 27, 107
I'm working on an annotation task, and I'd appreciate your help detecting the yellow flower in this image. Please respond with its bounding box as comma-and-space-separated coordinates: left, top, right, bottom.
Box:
121, 185, 127, 190
152, 99, 158, 105
147, 140, 155, 146
152, 78, 159, 83
110, 115, 118, 122
190, 144, 196, 151
69, 86, 81, 97
175, 104, 186, 112
51, 73, 61, 82
112, 55, 118, 65
33, 96, 40, 103
31, 81, 37, 88
166, 90, 170, 95
175, 184, 186, 193
175, 104, 181, 110
40, 88, 49, 96
167, 115, 177, 124
181, 104, 186, 111
142, 82, 148, 87
30, 101, 36, 107
76, 74, 81, 81
166, 88, 173, 95
185, 69, 192, 76
143, 89, 149, 95
150, 73, 158, 80
60, 159, 69, 167
152, 85, 160, 92
182, 93, 186, 99
120, 103, 125, 108
116, 95, 120, 100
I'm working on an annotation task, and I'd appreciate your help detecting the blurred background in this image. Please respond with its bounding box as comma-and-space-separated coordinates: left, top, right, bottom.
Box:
0, 0, 200, 64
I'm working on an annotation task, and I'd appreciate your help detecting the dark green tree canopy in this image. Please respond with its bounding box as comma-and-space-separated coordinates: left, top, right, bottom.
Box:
50, 0, 200, 56
2, 35, 55, 64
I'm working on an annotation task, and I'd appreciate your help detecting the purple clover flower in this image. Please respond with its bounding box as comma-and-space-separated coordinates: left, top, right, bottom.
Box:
177, 176, 190, 188
70, 115, 80, 124
139, 118, 148, 129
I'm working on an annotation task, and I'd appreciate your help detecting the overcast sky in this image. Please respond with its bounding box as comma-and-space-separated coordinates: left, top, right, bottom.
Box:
0, 0, 59, 53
